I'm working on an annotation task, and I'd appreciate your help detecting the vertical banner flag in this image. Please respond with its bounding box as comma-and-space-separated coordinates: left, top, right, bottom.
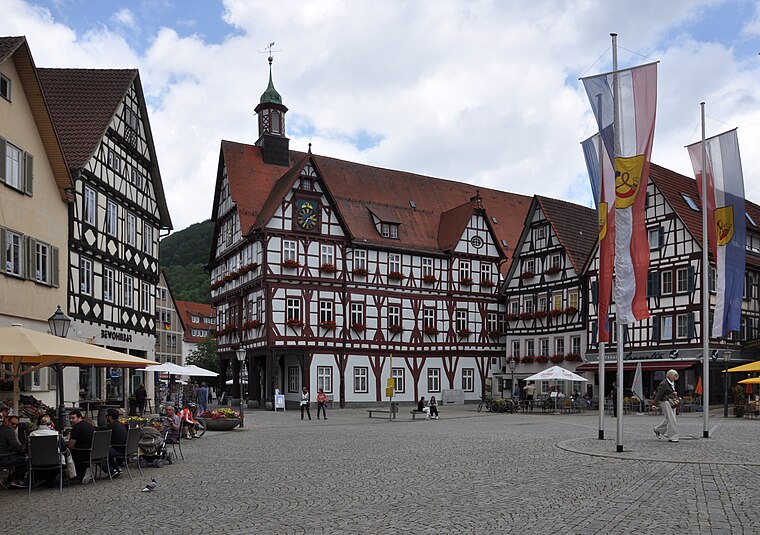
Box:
583, 62, 657, 325
631, 361, 644, 401
686, 129, 746, 337
582, 134, 615, 342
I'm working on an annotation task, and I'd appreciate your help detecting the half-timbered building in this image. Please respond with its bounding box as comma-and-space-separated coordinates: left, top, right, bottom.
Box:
175, 300, 215, 362
579, 164, 760, 402
155, 271, 184, 365
501, 196, 596, 397
38, 68, 172, 404
209, 60, 532, 407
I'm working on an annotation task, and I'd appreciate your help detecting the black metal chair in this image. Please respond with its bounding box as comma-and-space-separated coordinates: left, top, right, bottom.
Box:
165, 427, 184, 462
27, 435, 63, 494
77, 429, 113, 486
115, 427, 143, 479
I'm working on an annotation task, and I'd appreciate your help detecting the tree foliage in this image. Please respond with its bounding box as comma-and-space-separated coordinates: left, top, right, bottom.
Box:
159, 220, 214, 304
187, 337, 219, 388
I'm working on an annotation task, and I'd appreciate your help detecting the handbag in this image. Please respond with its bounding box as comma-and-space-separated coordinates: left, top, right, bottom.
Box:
65, 451, 77, 479
667, 396, 682, 408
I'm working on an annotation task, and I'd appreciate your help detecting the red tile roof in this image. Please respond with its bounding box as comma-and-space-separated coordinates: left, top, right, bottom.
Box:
220, 142, 532, 273
536, 196, 597, 273
175, 300, 216, 343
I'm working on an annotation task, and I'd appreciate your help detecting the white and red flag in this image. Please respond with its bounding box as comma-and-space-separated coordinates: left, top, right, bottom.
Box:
686, 129, 746, 337
583, 62, 657, 325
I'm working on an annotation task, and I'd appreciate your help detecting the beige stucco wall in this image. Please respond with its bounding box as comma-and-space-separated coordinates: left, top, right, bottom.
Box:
0, 54, 69, 325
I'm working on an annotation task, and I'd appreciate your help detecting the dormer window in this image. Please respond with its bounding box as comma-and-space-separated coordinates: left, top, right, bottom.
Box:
299, 178, 314, 191
381, 223, 399, 239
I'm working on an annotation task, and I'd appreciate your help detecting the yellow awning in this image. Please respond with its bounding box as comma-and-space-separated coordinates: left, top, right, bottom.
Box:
726, 361, 760, 373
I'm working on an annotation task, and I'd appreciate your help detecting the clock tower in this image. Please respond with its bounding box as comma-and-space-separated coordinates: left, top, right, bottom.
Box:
254, 55, 290, 166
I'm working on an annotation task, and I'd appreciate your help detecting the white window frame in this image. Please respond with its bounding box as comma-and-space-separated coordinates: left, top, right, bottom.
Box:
481, 263, 492, 284
288, 367, 299, 393
388, 305, 400, 328
509, 301, 519, 314
353, 367, 369, 393
423, 308, 435, 329
661, 316, 673, 341
106, 200, 118, 236
540, 338, 549, 357
456, 310, 467, 331
4, 229, 22, 276
552, 293, 563, 310
676, 268, 688, 293
103, 267, 115, 303
321, 244, 334, 266
554, 337, 565, 355
319, 300, 333, 323
124, 275, 134, 308
676, 314, 689, 339
550, 254, 561, 270
351, 302, 364, 326
648, 228, 661, 249
126, 213, 137, 247
571, 336, 581, 355
140, 281, 151, 313
286, 297, 301, 321
486, 313, 498, 333
80, 257, 93, 295
662, 270, 673, 295
389, 253, 401, 273
427, 368, 441, 393
317, 366, 333, 393
526, 339, 534, 355
84, 187, 97, 226
568, 291, 579, 309
34, 241, 49, 284
459, 260, 471, 280
461, 368, 474, 392
5, 142, 23, 190
354, 249, 366, 270
283, 240, 297, 262
422, 258, 434, 277
143, 223, 153, 255
392, 368, 405, 393
512, 340, 521, 358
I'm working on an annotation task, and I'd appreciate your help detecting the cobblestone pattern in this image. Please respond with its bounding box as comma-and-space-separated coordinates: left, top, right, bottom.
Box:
1, 408, 757, 534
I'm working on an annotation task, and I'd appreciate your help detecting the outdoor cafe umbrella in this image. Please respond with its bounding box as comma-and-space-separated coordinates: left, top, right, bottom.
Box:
726, 360, 760, 373
0, 325, 155, 414
738, 378, 760, 385
183, 364, 218, 377
140, 362, 194, 375
525, 366, 588, 414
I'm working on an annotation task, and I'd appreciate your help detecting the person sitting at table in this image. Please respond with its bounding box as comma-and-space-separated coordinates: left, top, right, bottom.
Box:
105, 409, 128, 462
0, 415, 27, 488
29, 414, 68, 486
67, 409, 96, 483
161, 404, 181, 444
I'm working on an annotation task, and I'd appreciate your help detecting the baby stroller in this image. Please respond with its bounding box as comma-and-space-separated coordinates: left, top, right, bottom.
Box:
138, 426, 175, 467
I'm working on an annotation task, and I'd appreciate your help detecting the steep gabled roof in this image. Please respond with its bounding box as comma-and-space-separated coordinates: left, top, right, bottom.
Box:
217, 141, 532, 272
0, 36, 72, 200
175, 300, 216, 343
38, 68, 172, 228
536, 196, 597, 273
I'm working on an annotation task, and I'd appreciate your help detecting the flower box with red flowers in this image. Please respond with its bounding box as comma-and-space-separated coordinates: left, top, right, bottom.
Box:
319, 263, 337, 274
544, 266, 561, 275
457, 328, 471, 338
550, 354, 565, 364
564, 306, 578, 316
388, 271, 406, 281
242, 320, 262, 330
519, 271, 535, 280
460, 277, 473, 287
239, 262, 258, 275
352, 323, 366, 333
547, 309, 563, 318
352, 267, 369, 277
533, 310, 547, 319
506, 313, 519, 321
481, 279, 495, 288
422, 274, 438, 284
535, 355, 549, 364
319, 320, 337, 331
564, 353, 582, 362
423, 326, 439, 336
388, 324, 404, 334
216, 325, 237, 336
518, 312, 534, 321
521, 355, 535, 364
282, 259, 300, 269
210, 280, 224, 290
285, 318, 303, 329
508, 356, 520, 365
488, 330, 502, 340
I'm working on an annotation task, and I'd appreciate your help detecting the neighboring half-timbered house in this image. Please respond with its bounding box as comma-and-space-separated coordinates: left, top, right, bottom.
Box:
155, 271, 184, 366
38, 68, 172, 403
209, 60, 532, 407
580, 164, 760, 402
502, 196, 596, 397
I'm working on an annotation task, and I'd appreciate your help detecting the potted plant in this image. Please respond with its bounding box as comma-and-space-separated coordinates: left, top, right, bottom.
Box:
550, 354, 564, 364
534, 310, 547, 319
319, 263, 337, 274
547, 309, 563, 318
521, 355, 535, 364
535, 355, 549, 364
242, 320, 262, 330
199, 408, 241, 431
320, 320, 337, 331
519, 271, 535, 280
388, 271, 405, 281
352, 323, 366, 333
481, 279, 495, 288
460, 277, 473, 287
422, 274, 438, 284
544, 266, 561, 275
457, 328, 471, 338
423, 326, 439, 337
564, 306, 578, 316
282, 259, 300, 269
352, 267, 369, 277
734, 385, 746, 418
488, 330, 501, 340
506, 313, 519, 322
519, 312, 533, 321
285, 318, 303, 330
564, 353, 582, 362
388, 324, 403, 334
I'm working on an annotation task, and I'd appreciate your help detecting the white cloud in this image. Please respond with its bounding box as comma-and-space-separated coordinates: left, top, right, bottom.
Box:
4, 0, 760, 233
113, 7, 136, 30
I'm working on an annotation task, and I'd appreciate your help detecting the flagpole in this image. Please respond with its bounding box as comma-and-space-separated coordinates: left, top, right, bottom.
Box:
597, 129, 606, 441
700, 101, 710, 439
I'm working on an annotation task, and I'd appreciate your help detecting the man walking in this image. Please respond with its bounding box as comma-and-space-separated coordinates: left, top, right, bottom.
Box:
654, 369, 681, 443
197, 382, 209, 415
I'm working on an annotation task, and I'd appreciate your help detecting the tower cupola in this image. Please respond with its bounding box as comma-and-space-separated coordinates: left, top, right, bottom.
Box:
254, 54, 290, 166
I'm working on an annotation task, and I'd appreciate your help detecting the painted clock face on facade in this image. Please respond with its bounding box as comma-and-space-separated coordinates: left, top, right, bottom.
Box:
296, 199, 319, 231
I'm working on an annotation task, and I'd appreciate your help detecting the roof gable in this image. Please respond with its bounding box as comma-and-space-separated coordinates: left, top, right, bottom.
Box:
536, 196, 597, 273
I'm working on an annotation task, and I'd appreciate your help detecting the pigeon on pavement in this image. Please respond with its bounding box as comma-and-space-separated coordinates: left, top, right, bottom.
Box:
141, 478, 158, 492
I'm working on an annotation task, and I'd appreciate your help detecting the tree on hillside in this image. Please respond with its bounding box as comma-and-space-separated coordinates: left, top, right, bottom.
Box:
187, 337, 219, 388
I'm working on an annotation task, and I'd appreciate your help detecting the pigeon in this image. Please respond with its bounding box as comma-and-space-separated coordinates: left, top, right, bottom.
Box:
141, 478, 158, 492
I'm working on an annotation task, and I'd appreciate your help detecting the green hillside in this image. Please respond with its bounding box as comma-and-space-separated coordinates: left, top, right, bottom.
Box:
160, 220, 215, 304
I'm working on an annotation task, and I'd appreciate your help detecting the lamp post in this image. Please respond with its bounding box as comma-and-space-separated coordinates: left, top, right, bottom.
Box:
723, 349, 732, 418
508, 358, 517, 399
48, 306, 71, 430
236, 348, 246, 428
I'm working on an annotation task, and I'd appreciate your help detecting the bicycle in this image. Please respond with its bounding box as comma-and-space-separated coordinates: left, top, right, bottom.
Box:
477, 397, 491, 413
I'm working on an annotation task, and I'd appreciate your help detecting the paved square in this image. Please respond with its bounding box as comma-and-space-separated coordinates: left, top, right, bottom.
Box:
3, 407, 757, 534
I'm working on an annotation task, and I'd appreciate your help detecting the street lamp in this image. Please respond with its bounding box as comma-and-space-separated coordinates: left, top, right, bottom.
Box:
723, 349, 732, 418
508, 358, 517, 398
48, 306, 71, 430
236, 348, 246, 428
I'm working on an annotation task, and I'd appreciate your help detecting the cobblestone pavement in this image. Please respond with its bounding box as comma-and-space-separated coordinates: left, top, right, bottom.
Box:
2, 406, 759, 534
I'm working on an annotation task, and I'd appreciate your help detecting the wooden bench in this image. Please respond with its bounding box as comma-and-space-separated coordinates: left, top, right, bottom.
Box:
410, 409, 443, 419
367, 409, 396, 419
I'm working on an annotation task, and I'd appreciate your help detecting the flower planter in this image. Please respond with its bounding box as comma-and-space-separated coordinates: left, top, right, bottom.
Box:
199, 417, 241, 431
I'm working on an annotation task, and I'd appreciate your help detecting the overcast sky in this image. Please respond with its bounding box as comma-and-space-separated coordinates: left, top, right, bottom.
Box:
3, 0, 760, 233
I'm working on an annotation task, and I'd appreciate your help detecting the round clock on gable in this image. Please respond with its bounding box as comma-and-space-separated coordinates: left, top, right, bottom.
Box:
296, 200, 319, 230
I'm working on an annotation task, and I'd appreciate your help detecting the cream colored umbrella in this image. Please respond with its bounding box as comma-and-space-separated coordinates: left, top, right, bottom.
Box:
737, 377, 760, 385
0, 326, 155, 414
726, 361, 760, 373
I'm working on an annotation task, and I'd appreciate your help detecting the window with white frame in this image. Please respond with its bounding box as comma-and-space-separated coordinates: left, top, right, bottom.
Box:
392, 368, 405, 393
389, 253, 401, 273
481, 263, 493, 284
661, 316, 673, 340
526, 339, 534, 355
648, 228, 661, 249
550, 254, 561, 270
283, 240, 297, 262
78, 257, 92, 295
524, 298, 534, 314
461, 368, 474, 392
512, 340, 521, 358
124, 275, 134, 308
319, 300, 333, 323
509, 301, 519, 314
351, 302, 364, 326
4, 141, 23, 190
143, 224, 153, 255
388, 305, 400, 329
568, 291, 578, 309
422, 257, 433, 277
103, 267, 115, 302
130, 167, 143, 189
554, 337, 565, 355
662, 270, 673, 294
317, 366, 333, 393
34, 242, 49, 283
4, 229, 22, 276
126, 213, 137, 247
140, 281, 150, 312
540, 338, 549, 357
552, 293, 563, 310
423, 308, 435, 328
321, 244, 334, 266
456, 310, 467, 331
380, 222, 398, 239
538, 296, 547, 311
427, 368, 440, 392
84, 187, 97, 226
107, 148, 122, 174
525, 258, 535, 273
288, 367, 299, 393
571, 336, 580, 355
676, 314, 689, 339
459, 260, 471, 280
354, 249, 366, 270
106, 200, 118, 236
487, 313, 498, 333
676, 268, 688, 293
286, 297, 301, 321
353, 367, 369, 393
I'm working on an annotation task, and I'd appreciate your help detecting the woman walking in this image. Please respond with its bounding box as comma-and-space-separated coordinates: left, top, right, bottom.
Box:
316, 388, 328, 420
300, 387, 311, 420
429, 396, 439, 420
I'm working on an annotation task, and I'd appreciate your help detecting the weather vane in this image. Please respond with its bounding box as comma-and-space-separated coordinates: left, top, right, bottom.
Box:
260, 41, 282, 65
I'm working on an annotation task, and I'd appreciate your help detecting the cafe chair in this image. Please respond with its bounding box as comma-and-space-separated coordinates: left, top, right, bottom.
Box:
165, 428, 184, 462
74, 429, 113, 486
27, 435, 63, 494
116, 427, 143, 480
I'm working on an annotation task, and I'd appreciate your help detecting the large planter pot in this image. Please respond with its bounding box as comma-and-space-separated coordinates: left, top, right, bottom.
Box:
200, 417, 241, 431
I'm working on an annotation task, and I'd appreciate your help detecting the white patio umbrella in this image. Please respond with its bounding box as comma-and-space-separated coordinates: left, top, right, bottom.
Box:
184, 364, 219, 377
525, 366, 588, 414
140, 362, 194, 375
